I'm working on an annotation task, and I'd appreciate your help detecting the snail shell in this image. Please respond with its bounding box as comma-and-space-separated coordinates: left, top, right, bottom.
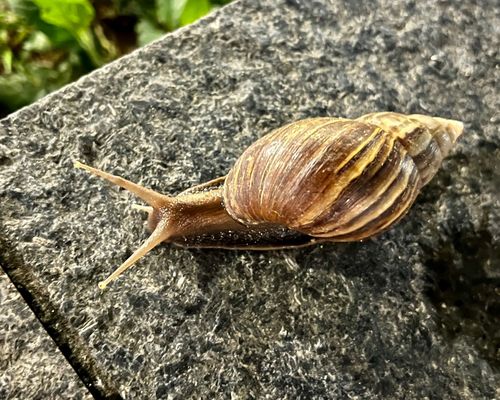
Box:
224, 113, 463, 241
75, 112, 463, 288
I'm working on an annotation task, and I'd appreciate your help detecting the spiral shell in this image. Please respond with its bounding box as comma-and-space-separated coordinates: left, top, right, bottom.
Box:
223, 112, 463, 241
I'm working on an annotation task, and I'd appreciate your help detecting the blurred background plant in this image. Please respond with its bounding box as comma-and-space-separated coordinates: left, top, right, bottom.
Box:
0, 0, 232, 118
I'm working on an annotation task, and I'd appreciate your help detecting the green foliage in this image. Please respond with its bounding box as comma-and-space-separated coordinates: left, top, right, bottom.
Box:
0, 0, 233, 117
180, 0, 212, 26
32, 0, 94, 32
32, 0, 103, 65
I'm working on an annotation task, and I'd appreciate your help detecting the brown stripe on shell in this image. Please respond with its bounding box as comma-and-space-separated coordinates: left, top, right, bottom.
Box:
309, 141, 414, 237
264, 119, 346, 218
254, 118, 344, 223
365, 165, 421, 233
410, 136, 443, 186
325, 151, 420, 240
397, 126, 433, 156
301, 131, 396, 234
224, 119, 377, 227
292, 124, 385, 226
432, 130, 453, 158
272, 122, 375, 223
229, 120, 311, 223
224, 119, 327, 224
357, 112, 416, 140
293, 126, 387, 230
359, 112, 455, 186
248, 122, 295, 222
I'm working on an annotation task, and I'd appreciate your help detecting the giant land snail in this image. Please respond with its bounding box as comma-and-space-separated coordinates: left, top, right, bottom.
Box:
75, 112, 463, 289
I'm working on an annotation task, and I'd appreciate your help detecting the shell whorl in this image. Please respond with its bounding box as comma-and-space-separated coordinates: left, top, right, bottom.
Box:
223, 112, 463, 241
357, 112, 463, 186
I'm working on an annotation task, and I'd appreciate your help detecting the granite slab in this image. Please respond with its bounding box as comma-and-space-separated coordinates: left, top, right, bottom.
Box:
0, 270, 91, 399
0, 0, 498, 398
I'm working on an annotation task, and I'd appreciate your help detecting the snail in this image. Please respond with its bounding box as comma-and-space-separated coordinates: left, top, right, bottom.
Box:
74, 112, 463, 289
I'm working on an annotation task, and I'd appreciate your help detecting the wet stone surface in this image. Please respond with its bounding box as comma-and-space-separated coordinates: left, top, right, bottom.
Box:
0, 0, 498, 398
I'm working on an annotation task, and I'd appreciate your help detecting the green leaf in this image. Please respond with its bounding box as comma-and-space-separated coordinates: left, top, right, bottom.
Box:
136, 18, 165, 47
34, 23, 74, 47
156, 0, 186, 30
179, 0, 211, 26
22, 30, 51, 52
5, 0, 75, 47
1, 49, 13, 73
31, 0, 103, 66
31, 0, 94, 33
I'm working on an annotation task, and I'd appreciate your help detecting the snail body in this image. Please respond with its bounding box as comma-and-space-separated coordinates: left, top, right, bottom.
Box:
75, 112, 463, 288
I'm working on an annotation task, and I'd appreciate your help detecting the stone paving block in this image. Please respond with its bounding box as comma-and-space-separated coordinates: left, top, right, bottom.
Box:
0, 271, 91, 399
0, 0, 498, 398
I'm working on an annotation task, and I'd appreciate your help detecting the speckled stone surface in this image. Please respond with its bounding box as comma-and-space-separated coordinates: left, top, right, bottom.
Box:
0, 270, 91, 399
0, 0, 498, 398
